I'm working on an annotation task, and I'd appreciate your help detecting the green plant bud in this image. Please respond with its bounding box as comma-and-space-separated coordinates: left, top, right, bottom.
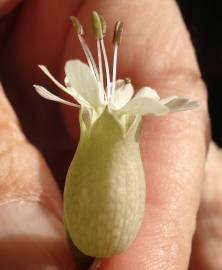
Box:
64, 108, 146, 257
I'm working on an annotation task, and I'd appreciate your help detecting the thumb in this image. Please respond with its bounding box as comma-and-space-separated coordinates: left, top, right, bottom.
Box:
0, 83, 74, 269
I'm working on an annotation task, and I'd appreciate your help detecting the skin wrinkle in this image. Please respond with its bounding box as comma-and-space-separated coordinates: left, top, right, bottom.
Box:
0, 86, 63, 220
0, 202, 74, 269
124, 4, 199, 86
0, 141, 63, 219
105, 206, 187, 270
189, 142, 222, 270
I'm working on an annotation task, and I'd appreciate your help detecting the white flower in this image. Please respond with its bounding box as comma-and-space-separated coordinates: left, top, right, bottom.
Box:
34, 12, 199, 259
34, 60, 198, 117
34, 16, 198, 131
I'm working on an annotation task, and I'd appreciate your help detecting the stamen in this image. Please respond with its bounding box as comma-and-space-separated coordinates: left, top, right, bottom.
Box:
79, 36, 106, 103
97, 39, 104, 89
91, 11, 111, 99
91, 11, 108, 102
124, 77, 131, 84
70, 16, 84, 35
91, 11, 104, 39
78, 35, 99, 79
70, 16, 99, 81
112, 44, 118, 96
101, 38, 111, 99
113, 21, 123, 46
99, 14, 107, 36
112, 21, 123, 96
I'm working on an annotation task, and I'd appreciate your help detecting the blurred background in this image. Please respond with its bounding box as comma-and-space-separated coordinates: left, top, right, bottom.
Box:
177, 0, 222, 146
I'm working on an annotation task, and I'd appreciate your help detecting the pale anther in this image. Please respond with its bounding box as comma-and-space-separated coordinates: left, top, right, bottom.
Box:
99, 14, 107, 35
113, 21, 123, 46
91, 11, 104, 39
124, 78, 131, 84
70, 16, 84, 36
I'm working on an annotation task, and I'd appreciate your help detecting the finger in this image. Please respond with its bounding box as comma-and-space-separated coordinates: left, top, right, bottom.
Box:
0, 0, 83, 182
61, 1, 209, 269
0, 84, 74, 269
190, 141, 222, 270
0, 0, 21, 16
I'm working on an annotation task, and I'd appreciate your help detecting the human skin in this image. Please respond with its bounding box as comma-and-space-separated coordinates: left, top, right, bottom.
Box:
0, 0, 221, 269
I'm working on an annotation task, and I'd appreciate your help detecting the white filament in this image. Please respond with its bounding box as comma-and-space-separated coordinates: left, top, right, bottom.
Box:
97, 39, 104, 89
100, 39, 111, 99
111, 44, 118, 96
78, 35, 99, 81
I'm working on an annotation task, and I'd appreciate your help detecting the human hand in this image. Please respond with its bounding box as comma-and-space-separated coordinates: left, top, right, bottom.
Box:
0, 0, 219, 269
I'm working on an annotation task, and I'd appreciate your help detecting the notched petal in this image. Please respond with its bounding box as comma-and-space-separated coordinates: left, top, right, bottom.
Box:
38, 64, 90, 107
162, 97, 199, 112
110, 80, 134, 110
160, 95, 178, 105
120, 97, 169, 116
34, 85, 80, 107
65, 60, 104, 107
134, 87, 160, 100
39, 65, 69, 93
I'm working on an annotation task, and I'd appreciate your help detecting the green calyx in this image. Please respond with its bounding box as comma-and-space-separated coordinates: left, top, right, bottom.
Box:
64, 108, 146, 257
79, 107, 141, 141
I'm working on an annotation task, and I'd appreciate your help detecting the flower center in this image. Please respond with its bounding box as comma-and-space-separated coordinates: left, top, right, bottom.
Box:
70, 11, 123, 105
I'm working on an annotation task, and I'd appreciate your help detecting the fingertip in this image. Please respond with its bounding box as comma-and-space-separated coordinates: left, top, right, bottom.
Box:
0, 201, 74, 269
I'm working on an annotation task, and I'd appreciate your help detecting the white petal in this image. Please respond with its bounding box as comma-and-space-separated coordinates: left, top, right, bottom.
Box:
65, 60, 103, 107
64, 76, 71, 88
110, 80, 134, 109
39, 65, 70, 93
115, 80, 125, 89
134, 87, 160, 100
160, 95, 178, 105
39, 65, 85, 107
162, 97, 199, 112
39, 64, 92, 108
34, 85, 80, 107
170, 100, 199, 112
120, 97, 169, 116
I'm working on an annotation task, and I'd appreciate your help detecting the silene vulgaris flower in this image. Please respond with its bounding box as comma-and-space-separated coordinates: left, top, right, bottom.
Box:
34, 11, 199, 262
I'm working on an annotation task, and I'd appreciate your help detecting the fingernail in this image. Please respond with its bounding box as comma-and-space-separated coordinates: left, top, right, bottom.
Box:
0, 201, 74, 269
